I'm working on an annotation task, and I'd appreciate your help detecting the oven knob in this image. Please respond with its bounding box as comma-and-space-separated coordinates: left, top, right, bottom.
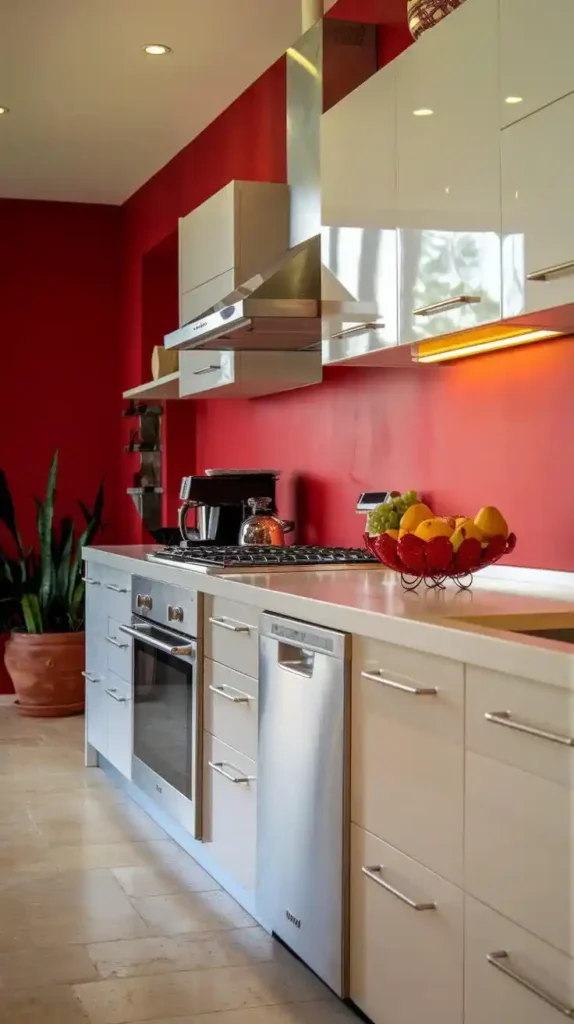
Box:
167, 604, 184, 623
136, 594, 153, 611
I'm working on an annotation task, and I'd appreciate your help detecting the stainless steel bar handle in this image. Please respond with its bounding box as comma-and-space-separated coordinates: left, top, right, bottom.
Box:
527, 259, 574, 282
105, 583, 128, 594
485, 710, 574, 747
331, 322, 384, 340
119, 623, 194, 657
208, 760, 255, 784
81, 671, 100, 683
105, 688, 128, 703
106, 635, 129, 650
414, 295, 482, 316
209, 616, 250, 634
209, 684, 252, 704
193, 364, 220, 375
362, 670, 437, 696
487, 951, 574, 1018
82, 576, 101, 586
362, 865, 436, 911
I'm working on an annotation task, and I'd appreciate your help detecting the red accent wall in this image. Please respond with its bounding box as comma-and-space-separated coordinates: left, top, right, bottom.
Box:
0, 199, 123, 691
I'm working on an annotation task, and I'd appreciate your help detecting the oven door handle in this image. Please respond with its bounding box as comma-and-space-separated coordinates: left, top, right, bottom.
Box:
119, 623, 195, 658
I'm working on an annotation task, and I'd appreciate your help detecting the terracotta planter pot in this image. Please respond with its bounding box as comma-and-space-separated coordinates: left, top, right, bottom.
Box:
407, 0, 466, 39
4, 632, 85, 717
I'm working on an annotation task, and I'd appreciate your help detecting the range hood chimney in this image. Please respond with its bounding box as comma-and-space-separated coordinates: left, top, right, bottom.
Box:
164, 7, 377, 353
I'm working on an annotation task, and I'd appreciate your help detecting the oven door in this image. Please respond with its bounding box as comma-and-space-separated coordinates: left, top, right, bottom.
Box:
119, 619, 202, 838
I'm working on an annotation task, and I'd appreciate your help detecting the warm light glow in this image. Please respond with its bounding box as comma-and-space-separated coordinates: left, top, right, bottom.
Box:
417, 329, 561, 364
0, 106, 9, 115
286, 47, 320, 80
144, 44, 171, 55
413, 108, 434, 116
505, 96, 523, 104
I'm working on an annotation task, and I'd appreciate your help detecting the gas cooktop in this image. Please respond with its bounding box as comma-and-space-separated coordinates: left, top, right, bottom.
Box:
147, 545, 379, 574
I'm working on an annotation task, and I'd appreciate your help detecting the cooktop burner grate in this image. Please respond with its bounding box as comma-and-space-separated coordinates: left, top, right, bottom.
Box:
148, 544, 378, 572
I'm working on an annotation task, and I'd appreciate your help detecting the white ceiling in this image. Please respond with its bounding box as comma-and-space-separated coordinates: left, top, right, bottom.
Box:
0, 0, 304, 204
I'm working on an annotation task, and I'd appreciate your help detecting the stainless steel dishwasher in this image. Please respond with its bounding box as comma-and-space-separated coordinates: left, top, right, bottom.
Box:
257, 613, 351, 997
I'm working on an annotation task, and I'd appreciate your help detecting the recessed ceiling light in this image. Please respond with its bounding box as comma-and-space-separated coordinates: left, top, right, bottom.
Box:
413, 108, 433, 116
505, 96, 523, 104
144, 44, 171, 56
0, 106, 10, 115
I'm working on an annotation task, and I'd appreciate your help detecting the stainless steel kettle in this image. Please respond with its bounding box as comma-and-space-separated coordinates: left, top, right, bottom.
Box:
238, 498, 294, 547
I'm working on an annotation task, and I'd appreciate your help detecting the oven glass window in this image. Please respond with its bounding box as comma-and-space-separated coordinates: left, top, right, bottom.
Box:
133, 641, 193, 798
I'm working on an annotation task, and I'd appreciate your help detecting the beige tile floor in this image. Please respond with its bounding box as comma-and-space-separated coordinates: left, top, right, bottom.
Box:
0, 700, 357, 1023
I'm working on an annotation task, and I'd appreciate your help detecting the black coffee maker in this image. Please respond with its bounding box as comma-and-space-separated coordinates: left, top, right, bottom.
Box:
178, 470, 279, 546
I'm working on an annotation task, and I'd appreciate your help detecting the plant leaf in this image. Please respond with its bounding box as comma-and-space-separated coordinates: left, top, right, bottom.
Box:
55, 519, 74, 601
69, 580, 85, 631
39, 450, 58, 616
0, 469, 25, 560
21, 593, 43, 634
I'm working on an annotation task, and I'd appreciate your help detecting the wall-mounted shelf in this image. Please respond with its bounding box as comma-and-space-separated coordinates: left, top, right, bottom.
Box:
123, 373, 180, 400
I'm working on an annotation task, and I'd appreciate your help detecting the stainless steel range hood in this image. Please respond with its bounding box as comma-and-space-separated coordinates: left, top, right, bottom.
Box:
164, 16, 377, 354
165, 236, 322, 352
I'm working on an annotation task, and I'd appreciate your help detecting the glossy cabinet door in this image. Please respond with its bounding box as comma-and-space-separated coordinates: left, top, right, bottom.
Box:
396, 0, 501, 346
84, 571, 107, 757
501, 0, 574, 127
105, 676, 133, 780
502, 93, 574, 318
320, 62, 399, 355
465, 896, 574, 1024
350, 824, 463, 1024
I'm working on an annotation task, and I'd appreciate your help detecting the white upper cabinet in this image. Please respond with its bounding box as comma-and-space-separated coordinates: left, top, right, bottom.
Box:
320, 62, 399, 353
178, 350, 321, 399
396, 0, 502, 346
178, 181, 290, 327
501, 0, 574, 127
502, 93, 574, 318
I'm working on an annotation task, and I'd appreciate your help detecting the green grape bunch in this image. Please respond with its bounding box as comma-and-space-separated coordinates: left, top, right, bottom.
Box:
366, 490, 419, 537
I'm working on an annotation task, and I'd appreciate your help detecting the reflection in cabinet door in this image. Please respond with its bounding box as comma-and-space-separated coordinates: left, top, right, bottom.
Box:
502, 93, 574, 319
396, 0, 501, 345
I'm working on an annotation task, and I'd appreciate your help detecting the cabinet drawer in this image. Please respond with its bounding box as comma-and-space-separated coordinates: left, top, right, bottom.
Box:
102, 567, 131, 623
350, 824, 463, 1024
204, 659, 257, 762
466, 666, 574, 787
465, 750, 573, 954
465, 895, 574, 1024
352, 637, 464, 884
104, 674, 132, 780
204, 597, 258, 678
105, 616, 132, 682
84, 671, 107, 757
202, 733, 257, 892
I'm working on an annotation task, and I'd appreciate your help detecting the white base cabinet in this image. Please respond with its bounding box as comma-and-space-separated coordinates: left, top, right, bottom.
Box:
350, 824, 463, 1024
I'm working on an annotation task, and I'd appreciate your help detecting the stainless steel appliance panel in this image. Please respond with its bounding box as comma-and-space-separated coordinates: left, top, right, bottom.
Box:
131, 576, 198, 635
257, 614, 350, 996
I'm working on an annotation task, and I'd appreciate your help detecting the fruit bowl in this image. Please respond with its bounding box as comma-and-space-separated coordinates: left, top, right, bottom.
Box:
364, 530, 517, 591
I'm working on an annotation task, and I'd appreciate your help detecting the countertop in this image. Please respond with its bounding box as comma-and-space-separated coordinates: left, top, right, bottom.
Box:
84, 545, 574, 689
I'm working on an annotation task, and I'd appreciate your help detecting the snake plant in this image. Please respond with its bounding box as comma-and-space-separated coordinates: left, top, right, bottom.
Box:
0, 451, 104, 634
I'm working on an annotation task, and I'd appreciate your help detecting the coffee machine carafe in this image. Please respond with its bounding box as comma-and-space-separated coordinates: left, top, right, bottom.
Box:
178, 471, 279, 546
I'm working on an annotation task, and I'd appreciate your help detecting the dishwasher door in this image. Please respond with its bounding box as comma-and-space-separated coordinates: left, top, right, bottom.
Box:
257, 614, 350, 996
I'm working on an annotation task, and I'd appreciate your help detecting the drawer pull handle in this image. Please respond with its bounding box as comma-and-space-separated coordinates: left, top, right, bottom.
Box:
82, 577, 101, 586
81, 671, 100, 683
105, 583, 128, 594
361, 670, 437, 696
209, 683, 253, 704
194, 364, 220, 376
487, 951, 574, 1018
527, 259, 574, 283
362, 865, 435, 912
105, 688, 128, 703
208, 760, 255, 784
413, 295, 481, 316
106, 635, 129, 650
331, 322, 384, 340
485, 710, 574, 747
209, 616, 250, 634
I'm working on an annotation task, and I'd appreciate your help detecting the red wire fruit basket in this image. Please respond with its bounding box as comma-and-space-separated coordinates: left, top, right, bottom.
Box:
364, 530, 517, 591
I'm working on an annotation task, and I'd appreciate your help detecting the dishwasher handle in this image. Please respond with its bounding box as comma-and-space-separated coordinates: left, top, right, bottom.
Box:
278, 654, 314, 679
